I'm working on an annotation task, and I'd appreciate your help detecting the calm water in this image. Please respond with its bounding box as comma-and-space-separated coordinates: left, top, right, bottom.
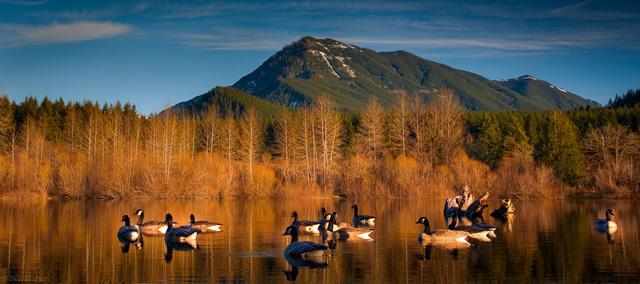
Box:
0, 197, 639, 283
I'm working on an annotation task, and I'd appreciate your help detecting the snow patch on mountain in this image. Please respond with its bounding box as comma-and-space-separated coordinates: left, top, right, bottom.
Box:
309, 50, 340, 78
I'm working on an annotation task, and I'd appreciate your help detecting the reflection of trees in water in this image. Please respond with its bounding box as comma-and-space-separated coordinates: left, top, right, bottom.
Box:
1, 198, 640, 282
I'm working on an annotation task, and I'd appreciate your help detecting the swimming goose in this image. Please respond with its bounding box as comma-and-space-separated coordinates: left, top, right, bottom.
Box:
330, 212, 374, 241
164, 213, 198, 244
291, 211, 322, 234
117, 215, 140, 242
283, 225, 328, 259
416, 216, 471, 247
352, 205, 375, 226
188, 214, 223, 233
595, 208, 618, 234
135, 209, 170, 236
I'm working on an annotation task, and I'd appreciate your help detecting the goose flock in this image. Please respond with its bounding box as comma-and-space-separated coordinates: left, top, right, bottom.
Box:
116, 187, 619, 269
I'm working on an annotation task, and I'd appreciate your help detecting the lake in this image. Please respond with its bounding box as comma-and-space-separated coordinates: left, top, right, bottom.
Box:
0, 197, 638, 283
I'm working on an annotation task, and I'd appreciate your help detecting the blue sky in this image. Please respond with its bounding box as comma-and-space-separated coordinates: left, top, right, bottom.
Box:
0, 0, 639, 113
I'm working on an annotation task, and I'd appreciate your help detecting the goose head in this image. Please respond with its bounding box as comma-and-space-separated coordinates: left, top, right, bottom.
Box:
416, 217, 431, 234
135, 209, 143, 216
122, 215, 131, 226
165, 213, 174, 227
606, 209, 615, 221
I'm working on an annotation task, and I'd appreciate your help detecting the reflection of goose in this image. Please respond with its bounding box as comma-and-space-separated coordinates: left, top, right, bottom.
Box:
164, 213, 198, 244
352, 205, 375, 226
330, 212, 374, 241
283, 254, 327, 282
135, 209, 170, 236
188, 214, 223, 233
163, 238, 197, 263
595, 209, 618, 234
117, 215, 140, 242
416, 216, 470, 248
283, 225, 328, 258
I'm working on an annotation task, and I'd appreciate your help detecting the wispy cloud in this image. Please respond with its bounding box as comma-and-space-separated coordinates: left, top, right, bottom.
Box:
0, 21, 132, 47
175, 29, 291, 50
0, 0, 47, 6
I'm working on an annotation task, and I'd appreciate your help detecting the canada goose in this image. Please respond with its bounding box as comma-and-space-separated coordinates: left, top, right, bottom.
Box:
291, 211, 322, 234
164, 213, 198, 244
135, 209, 170, 236
117, 215, 140, 242
330, 212, 374, 241
188, 214, 223, 233
352, 205, 375, 226
415, 216, 471, 247
283, 225, 328, 258
299, 208, 328, 234
595, 209, 618, 234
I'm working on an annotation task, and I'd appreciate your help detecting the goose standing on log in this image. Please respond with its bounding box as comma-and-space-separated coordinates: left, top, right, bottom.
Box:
352, 205, 375, 226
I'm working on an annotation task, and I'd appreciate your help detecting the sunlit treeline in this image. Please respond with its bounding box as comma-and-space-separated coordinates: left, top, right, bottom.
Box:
0, 90, 638, 198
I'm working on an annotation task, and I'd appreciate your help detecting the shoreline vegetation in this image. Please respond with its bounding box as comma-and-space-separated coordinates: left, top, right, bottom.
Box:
0, 89, 638, 200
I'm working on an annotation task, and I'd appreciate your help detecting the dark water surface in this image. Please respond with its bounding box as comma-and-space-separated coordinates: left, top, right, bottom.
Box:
0, 198, 639, 283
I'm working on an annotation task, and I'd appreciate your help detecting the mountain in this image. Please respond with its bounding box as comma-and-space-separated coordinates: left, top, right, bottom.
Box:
496, 75, 599, 110
173, 36, 598, 113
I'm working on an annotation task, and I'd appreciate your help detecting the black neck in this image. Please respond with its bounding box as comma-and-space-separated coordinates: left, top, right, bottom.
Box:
353, 207, 358, 217
423, 223, 431, 235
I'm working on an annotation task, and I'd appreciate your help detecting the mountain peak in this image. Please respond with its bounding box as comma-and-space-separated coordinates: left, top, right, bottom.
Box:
517, 74, 538, 81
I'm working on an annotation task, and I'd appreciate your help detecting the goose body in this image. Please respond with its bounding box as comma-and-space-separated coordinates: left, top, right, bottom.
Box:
330, 212, 374, 241
351, 205, 375, 226
135, 209, 170, 236
164, 213, 198, 244
188, 214, 223, 233
117, 215, 140, 242
283, 225, 328, 258
290, 211, 323, 234
595, 209, 618, 234
416, 216, 471, 247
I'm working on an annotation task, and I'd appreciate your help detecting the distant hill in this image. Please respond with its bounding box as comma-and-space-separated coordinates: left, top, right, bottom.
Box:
172, 36, 599, 113
170, 86, 286, 117
496, 75, 599, 110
